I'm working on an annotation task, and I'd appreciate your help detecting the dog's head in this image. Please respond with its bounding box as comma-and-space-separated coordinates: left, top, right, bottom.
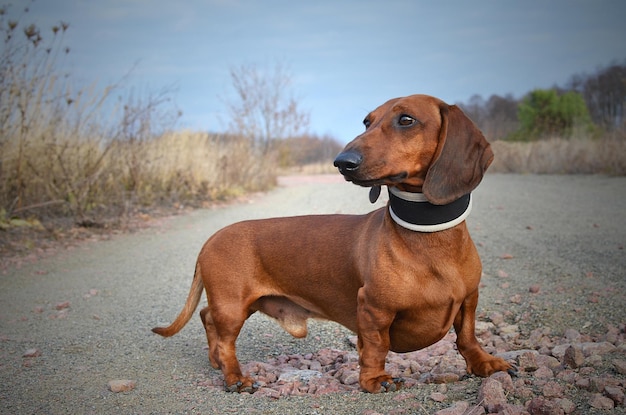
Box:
334, 94, 494, 205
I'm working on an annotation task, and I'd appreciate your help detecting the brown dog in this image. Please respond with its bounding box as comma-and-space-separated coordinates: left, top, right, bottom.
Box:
152, 94, 513, 393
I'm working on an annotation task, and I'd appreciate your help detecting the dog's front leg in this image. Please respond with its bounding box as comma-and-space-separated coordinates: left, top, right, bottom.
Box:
454, 289, 514, 377
356, 288, 402, 393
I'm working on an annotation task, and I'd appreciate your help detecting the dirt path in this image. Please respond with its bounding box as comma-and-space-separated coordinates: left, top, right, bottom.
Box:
1, 174, 625, 414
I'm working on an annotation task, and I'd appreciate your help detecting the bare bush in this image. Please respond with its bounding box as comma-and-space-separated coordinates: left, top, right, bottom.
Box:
223, 62, 310, 155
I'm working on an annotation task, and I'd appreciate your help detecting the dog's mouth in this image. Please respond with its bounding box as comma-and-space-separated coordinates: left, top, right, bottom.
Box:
340, 171, 408, 187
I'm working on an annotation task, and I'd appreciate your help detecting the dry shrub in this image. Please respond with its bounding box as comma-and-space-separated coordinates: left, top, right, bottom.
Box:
489, 137, 626, 175
116, 131, 277, 206
0, 127, 276, 222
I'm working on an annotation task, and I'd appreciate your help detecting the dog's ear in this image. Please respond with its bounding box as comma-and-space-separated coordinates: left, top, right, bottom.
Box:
423, 104, 494, 205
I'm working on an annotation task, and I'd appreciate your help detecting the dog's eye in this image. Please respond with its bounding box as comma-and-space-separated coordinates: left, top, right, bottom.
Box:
398, 115, 415, 126
363, 118, 371, 129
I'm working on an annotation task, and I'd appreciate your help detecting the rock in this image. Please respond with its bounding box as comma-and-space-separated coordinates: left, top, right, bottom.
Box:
487, 372, 513, 394
434, 401, 470, 415
22, 348, 42, 358
499, 324, 520, 341
588, 376, 620, 393
533, 366, 554, 379
542, 381, 564, 398
556, 369, 578, 384
278, 369, 322, 384
478, 377, 507, 413
489, 312, 504, 326
580, 341, 616, 357
575, 377, 591, 390
604, 385, 624, 406
563, 328, 581, 343
253, 387, 281, 399
108, 379, 136, 393
393, 392, 416, 401
497, 349, 537, 362
585, 354, 603, 367
612, 359, 626, 375
562, 345, 584, 368
338, 369, 359, 385
430, 392, 446, 402
518, 351, 539, 372
431, 373, 460, 384
589, 393, 614, 410
535, 355, 561, 371
529, 284, 540, 293
527, 397, 564, 415
475, 321, 496, 335
556, 398, 576, 414
499, 404, 530, 415
55, 301, 70, 310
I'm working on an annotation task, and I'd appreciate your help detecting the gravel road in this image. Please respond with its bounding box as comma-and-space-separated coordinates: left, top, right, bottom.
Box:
1, 174, 625, 414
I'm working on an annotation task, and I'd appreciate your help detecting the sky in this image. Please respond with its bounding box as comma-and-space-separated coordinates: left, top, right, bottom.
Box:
10, 0, 626, 142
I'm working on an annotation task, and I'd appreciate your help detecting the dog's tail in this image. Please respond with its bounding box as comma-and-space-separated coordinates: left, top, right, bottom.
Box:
152, 261, 204, 337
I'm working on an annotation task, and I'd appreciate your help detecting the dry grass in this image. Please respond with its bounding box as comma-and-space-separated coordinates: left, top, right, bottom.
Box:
0, 129, 276, 223
489, 136, 626, 175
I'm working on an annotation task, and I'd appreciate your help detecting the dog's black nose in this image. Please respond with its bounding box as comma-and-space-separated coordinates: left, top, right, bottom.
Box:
334, 150, 363, 172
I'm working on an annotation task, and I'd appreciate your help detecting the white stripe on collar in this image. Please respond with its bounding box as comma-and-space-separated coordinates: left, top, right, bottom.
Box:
388, 188, 472, 232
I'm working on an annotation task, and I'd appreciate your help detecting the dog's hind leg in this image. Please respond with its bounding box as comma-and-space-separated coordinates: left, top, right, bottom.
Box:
199, 306, 220, 369
203, 304, 258, 393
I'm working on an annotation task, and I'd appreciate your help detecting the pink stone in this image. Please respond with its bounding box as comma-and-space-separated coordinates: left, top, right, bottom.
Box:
478, 377, 507, 413
562, 345, 584, 368
434, 401, 470, 415
55, 301, 70, 310
108, 379, 136, 393
432, 373, 460, 384
490, 371, 514, 393
557, 398, 576, 414
581, 341, 616, 357
430, 392, 446, 402
604, 385, 624, 405
542, 381, 564, 398
533, 365, 554, 379
527, 397, 563, 415
589, 393, 614, 409
612, 359, 626, 375
518, 351, 538, 372
22, 348, 42, 358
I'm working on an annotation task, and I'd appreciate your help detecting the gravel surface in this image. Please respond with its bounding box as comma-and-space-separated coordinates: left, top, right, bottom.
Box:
1, 174, 625, 414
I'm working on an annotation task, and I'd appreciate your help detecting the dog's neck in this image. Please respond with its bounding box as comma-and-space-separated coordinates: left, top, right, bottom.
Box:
387, 187, 472, 232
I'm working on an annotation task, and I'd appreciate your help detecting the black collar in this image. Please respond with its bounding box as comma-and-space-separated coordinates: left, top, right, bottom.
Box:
388, 187, 472, 232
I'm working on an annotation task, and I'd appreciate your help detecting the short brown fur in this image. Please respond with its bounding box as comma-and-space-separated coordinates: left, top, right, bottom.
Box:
152, 94, 512, 393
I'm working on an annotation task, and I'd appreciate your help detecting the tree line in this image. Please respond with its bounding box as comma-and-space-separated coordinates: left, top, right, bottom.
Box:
458, 61, 626, 141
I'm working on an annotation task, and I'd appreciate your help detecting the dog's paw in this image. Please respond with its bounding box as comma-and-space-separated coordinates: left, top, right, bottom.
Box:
468, 355, 515, 378
361, 375, 404, 393
224, 379, 259, 393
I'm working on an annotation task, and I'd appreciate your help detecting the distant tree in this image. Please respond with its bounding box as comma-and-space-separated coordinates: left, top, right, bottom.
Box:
512, 89, 594, 140
458, 94, 519, 140
483, 94, 519, 140
460, 94, 487, 127
576, 62, 626, 131
223, 62, 310, 154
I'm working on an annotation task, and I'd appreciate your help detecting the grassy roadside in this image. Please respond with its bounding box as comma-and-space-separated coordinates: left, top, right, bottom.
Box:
3, 133, 625, 273
490, 136, 626, 175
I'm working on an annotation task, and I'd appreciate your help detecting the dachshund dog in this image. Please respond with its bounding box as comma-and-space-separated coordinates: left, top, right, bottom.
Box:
153, 94, 513, 393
